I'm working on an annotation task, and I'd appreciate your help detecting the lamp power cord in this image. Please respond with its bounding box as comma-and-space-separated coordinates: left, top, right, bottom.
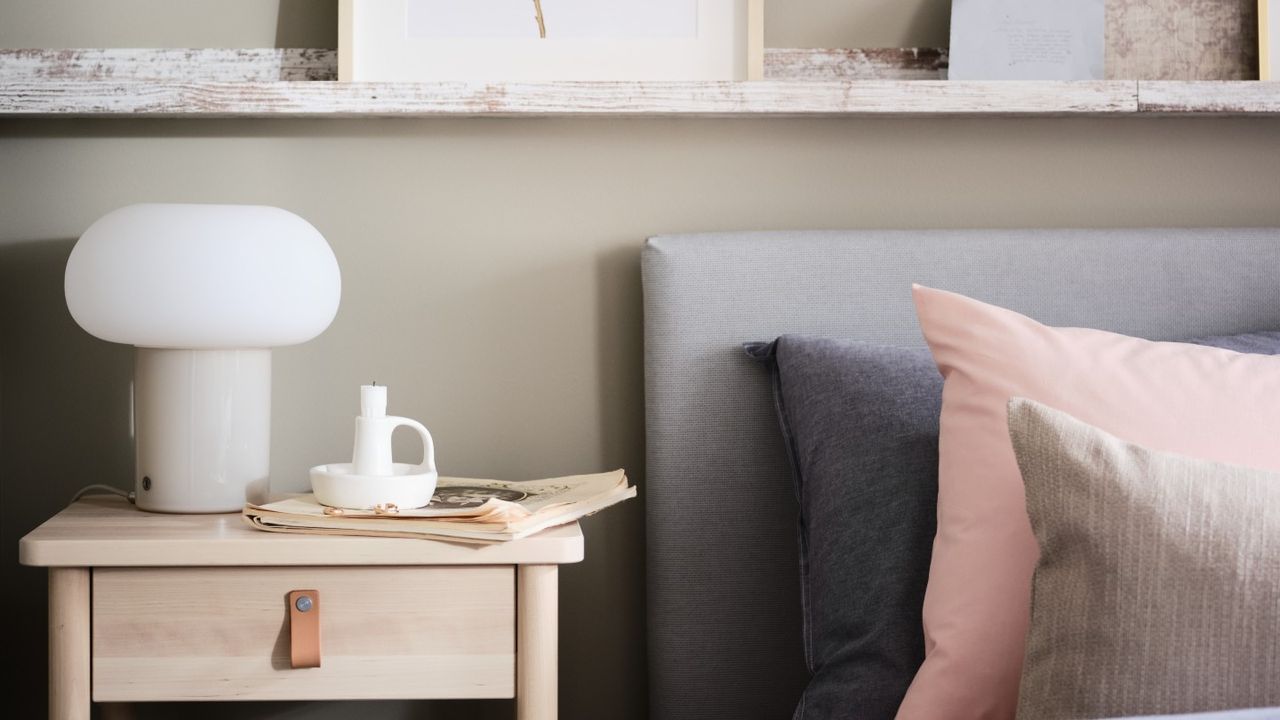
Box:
69, 484, 136, 505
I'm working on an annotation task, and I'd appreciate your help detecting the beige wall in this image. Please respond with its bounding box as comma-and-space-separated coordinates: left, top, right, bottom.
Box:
2, 2, 1279, 719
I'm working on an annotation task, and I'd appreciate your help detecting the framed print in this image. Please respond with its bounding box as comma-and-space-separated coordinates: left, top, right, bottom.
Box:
339, 0, 764, 82
948, 0, 1104, 80
1106, 0, 1257, 80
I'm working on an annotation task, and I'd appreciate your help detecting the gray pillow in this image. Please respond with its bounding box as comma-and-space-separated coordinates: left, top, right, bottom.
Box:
746, 337, 940, 720
1008, 398, 1280, 720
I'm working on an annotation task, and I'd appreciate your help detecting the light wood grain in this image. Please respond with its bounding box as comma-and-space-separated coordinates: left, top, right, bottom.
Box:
92, 566, 515, 701
747, 0, 765, 81
20, 497, 583, 568
0, 48, 336, 81
1264, 0, 1275, 81
0, 79, 1139, 117
764, 48, 948, 80
517, 565, 558, 720
1137, 80, 1280, 113
49, 568, 90, 720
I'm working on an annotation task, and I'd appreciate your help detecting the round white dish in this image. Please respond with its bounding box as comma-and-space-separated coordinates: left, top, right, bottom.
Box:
309, 462, 438, 510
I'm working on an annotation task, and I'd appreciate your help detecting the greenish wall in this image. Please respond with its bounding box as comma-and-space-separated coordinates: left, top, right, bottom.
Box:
2, 2, 1278, 719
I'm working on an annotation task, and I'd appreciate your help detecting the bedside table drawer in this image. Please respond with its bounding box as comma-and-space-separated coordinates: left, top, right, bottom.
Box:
91, 566, 515, 701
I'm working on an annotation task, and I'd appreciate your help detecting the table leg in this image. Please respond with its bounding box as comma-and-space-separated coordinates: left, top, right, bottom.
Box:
516, 564, 557, 720
49, 568, 90, 720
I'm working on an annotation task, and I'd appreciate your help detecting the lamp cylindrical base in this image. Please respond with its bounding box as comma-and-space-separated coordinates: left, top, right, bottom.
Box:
134, 348, 271, 513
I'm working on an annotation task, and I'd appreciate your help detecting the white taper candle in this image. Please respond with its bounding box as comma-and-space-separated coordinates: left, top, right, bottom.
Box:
360, 383, 387, 418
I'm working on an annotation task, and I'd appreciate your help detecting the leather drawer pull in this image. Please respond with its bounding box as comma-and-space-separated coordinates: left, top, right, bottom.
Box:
288, 589, 321, 669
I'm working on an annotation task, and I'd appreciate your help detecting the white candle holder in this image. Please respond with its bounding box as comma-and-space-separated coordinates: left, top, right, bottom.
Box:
310, 384, 438, 510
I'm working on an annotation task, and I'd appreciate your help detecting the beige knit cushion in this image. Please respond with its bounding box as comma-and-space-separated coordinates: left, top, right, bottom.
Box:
1007, 398, 1280, 720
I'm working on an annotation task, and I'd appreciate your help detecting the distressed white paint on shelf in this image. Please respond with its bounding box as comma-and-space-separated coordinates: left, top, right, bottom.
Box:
0, 48, 337, 82
1137, 81, 1280, 113
3, 48, 1276, 117
0, 79, 1138, 117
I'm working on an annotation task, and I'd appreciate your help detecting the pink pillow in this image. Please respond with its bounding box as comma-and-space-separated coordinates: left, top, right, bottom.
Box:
897, 286, 1280, 720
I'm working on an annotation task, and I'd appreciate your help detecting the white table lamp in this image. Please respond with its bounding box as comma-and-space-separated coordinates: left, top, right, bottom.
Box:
65, 204, 341, 513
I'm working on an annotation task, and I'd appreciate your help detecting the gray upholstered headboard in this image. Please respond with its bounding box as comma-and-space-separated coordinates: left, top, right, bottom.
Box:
641, 229, 1280, 720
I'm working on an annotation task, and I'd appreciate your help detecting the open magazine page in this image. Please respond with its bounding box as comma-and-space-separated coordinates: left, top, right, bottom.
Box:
432, 471, 628, 515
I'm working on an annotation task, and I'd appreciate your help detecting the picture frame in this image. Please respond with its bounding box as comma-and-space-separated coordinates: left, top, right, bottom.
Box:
1104, 0, 1257, 80
339, 0, 764, 82
1264, 0, 1278, 80
947, 0, 1105, 81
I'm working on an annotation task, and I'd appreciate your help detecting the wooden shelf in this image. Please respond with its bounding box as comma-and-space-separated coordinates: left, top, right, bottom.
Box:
1137, 81, 1280, 114
0, 79, 1143, 118
1, 48, 1276, 118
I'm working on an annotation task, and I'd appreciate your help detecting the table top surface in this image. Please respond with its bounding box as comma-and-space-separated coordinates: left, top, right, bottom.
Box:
20, 496, 584, 568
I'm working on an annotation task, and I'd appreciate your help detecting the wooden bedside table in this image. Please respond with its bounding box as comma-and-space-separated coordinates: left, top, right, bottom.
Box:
19, 496, 583, 720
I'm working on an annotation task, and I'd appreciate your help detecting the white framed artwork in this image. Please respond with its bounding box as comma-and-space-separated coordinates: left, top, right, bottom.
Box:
339, 0, 764, 82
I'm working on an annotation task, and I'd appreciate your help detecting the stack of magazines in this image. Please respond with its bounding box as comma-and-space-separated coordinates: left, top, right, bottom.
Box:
243, 469, 633, 543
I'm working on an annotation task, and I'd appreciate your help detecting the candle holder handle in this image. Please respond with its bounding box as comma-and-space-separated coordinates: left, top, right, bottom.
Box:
388, 417, 436, 474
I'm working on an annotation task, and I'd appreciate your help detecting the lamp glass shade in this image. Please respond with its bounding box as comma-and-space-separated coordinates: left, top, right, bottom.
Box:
65, 203, 341, 512
65, 203, 341, 349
